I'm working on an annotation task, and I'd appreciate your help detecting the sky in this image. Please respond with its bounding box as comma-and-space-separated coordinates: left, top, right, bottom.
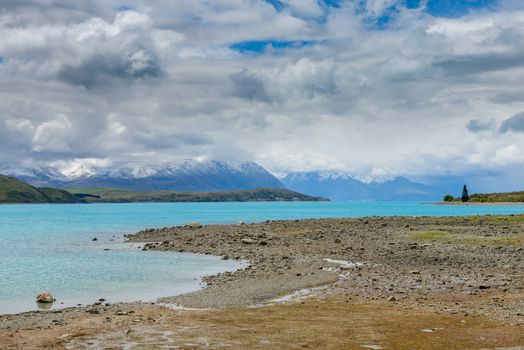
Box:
1, 0, 524, 189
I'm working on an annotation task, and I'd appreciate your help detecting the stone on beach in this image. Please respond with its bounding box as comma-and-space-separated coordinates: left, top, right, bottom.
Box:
36, 292, 55, 304
241, 238, 255, 245
186, 222, 203, 229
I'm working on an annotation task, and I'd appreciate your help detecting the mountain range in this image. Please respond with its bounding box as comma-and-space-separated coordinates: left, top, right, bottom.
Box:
1, 160, 285, 192
1, 160, 445, 201
281, 171, 441, 201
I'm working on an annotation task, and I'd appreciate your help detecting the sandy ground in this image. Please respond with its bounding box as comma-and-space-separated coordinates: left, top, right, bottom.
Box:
1, 215, 524, 349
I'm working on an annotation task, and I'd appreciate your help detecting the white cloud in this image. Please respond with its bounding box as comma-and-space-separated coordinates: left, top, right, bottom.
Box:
0, 0, 524, 186
281, 0, 324, 17
31, 116, 73, 153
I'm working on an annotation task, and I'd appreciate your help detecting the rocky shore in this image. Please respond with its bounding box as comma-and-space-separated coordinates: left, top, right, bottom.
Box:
129, 216, 524, 321
1, 215, 524, 348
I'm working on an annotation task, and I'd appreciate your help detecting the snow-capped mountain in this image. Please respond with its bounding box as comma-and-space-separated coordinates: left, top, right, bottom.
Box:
62, 165, 97, 179
1, 160, 285, 192
1, 165, 69, 187
281, 171, 440, 201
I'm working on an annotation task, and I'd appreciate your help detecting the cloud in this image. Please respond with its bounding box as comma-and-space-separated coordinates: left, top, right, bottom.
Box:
57, 50, 162, 88
280, 0, 325, 18
230, 70, 271, 102
499, 112, 524, 133
0, 10, 181, 86
467, 119, 495, 132
1, 0, 524, 190
491, 89, 524, 104
230, 57, 337, 103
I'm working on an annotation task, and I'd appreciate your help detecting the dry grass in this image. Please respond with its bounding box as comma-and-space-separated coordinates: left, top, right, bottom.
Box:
62, 296, 524, 350
4, 296, 523, 349
410, 230, 524, 247
443, 214, 524, 224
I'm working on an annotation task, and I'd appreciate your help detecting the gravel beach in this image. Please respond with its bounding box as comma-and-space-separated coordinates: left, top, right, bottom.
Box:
1, 215, 524, 349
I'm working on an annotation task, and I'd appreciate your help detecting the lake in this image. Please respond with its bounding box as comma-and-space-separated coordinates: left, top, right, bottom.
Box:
1, 201, 523, 314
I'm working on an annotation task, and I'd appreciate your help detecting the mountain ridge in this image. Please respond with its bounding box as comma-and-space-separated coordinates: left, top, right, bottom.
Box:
2, 162, 445, 200
1, 160, 285, 192
281, 171, 440, 201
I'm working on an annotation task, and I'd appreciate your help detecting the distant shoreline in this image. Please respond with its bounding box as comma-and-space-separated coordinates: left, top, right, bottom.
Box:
433, 201, 524, 206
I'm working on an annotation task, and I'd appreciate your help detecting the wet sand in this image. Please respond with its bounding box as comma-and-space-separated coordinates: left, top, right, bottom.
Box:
1, 215, 524, 349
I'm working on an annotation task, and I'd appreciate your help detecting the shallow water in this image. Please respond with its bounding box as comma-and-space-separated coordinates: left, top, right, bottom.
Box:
1, 201, 523, 314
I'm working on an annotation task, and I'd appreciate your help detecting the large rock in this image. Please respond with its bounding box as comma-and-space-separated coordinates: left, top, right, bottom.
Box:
241, 238, 255, 245
36, 292, 55, 304
186, 222, 203, 229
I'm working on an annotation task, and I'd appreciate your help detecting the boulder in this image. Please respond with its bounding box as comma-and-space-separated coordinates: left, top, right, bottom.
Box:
186, 222, 203, 229
241, 238, 255, 245
36, 292, 55, 304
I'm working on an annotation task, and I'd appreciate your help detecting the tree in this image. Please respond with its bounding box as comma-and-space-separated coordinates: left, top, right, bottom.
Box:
461, 185, 469, 202
443, 194, 454, 202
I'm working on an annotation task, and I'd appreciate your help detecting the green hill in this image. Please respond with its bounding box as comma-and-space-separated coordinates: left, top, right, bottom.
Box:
67, 188, 328, 203
0, 174, 83, 204
467, 191, 524, 203
0, 173, 327, 204
443, 191, 524, 203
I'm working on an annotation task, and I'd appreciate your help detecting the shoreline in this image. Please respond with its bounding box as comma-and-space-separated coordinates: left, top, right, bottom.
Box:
433, 201, 524, 206
2, 215, 524, 348
0, 248, 249, 316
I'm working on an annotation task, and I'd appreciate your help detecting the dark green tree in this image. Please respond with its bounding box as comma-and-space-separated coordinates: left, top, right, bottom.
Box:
461, 185, 469, 202
443, 194, 454, 202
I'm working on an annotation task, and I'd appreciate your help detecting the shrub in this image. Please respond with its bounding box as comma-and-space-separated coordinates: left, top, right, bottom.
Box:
443, 194, 454, 202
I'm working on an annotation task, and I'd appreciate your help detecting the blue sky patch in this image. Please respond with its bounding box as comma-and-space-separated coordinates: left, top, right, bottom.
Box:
424, 0, 497, 18
264, 0, 284, 11
358, 0, 498, 30
405, 0, 422, 9
0, 56, 4, 64
264, 0, 498, 19
230, 40, 316, 54
264, 0, 340, 12
321, 0, 342, 8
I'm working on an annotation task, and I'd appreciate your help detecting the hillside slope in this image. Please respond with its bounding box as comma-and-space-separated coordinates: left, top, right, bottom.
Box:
0, 175, 83, 204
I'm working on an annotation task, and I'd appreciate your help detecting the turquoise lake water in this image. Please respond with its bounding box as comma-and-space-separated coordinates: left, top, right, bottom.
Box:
1, 201, 524, 314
